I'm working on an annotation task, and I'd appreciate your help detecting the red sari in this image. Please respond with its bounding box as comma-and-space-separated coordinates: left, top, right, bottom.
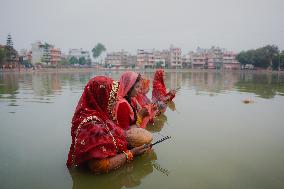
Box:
66, 76, 128, 168
113, 71, 139, 130
152, 69, 175, 102
135, 78, 156, 128
136, 78, 151, 107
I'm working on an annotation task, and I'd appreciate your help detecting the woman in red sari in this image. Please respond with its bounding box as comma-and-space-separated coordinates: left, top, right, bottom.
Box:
135, 77, 157, 128
66, 76, 149, 174
152, 69, 176, 103
136, 78, 151, 107
114, 71, 149, 130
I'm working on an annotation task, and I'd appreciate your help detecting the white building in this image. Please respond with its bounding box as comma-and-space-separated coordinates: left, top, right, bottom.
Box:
31, 42, 47, 64
68, 48, 91, 63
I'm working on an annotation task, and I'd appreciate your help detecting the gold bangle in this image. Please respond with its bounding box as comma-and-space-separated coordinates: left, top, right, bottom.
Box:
136, 115, 142, 126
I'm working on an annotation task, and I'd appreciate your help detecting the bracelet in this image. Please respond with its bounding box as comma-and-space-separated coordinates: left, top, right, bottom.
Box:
136, 115, 142, 126
123, 150, 134, 162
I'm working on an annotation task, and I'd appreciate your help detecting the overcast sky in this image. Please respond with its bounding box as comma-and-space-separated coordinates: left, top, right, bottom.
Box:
1, 0, 284, 54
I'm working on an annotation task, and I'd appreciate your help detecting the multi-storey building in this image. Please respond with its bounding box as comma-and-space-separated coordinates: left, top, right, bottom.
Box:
169, 45, 182, 68
160, 50, 170, 68
50, 48, 61, 66
105, 50, 128, 68
137, 49, 155, 68
192, 54, 207, 69
31, 41, 46, 64
182, 51, 194, 68
126, 55, 137, 67
223, 51, 240, 69
31, 41, 61, 66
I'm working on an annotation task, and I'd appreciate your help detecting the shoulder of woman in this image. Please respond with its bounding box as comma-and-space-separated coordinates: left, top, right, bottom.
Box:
117, 101, 130, 110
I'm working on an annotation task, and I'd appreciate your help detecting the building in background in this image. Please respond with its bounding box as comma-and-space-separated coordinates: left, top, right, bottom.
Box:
192, 54, 207, 69
50, 48, 61, 66
126, 55, 137, 68
31, 41, 47, 65
105, 50, 128, 68
186, 46, 239, 70
137, 49, 155, 68
223, 51, 240, 69
68, 48, 91, 65
31, 41, 62, 66
19, 49, 32, 68
169, 45, 182, 68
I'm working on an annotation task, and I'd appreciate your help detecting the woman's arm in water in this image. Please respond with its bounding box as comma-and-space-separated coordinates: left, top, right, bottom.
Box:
88, 145, 150, 174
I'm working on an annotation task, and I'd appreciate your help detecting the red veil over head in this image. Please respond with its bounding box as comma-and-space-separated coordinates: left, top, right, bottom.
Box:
66, 76, 127, 168
136, 77, 151, 107
113, 71, 139, 121
152, 69, 167, 102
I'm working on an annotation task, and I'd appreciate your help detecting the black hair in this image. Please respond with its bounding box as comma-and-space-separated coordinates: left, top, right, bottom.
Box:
124, 74, 141, 121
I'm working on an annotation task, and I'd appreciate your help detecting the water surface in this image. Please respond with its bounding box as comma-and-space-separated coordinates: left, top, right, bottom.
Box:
1, 71, 284, 189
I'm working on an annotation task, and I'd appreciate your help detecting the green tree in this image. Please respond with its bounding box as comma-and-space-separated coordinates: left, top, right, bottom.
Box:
5, 34, 18, 65
280, 51, 284, 70
155, 61, 164, 68
69, 56, 78, 65
6, 33, 13, 48
0, 48, 6, 65
58, 57, 69, 67
86, 57, 92, 66
79, 56, 86, 65
42, 43, 51, 65
92, 43, 106, 64
236, 45, 279, 69
263, 45, 279, 69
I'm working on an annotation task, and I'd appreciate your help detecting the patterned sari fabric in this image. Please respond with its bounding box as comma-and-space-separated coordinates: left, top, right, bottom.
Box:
66, 76, 128, 168
152, 69, 175, 102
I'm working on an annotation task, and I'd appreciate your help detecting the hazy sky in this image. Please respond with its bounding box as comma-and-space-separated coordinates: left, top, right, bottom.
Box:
1, 0, 284, 54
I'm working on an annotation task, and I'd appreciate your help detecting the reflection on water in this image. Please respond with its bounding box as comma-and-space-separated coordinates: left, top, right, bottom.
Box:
236, 73, 284, 98
1, 70, 284, 189
147, 114, 168, 133
69, 150, 158, 189
1, 71, 284, 108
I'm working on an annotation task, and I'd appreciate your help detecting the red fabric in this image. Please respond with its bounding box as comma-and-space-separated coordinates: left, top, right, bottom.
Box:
116, 101, 132, 130
152, 69, 175, 102
136, 93, 151, 107
152, 69, 167, 102
136, 77, 151, 107
114, 71, 138, 121
135, 77, 156, 128
66, 76, 128, 168
140, 104, 156, 128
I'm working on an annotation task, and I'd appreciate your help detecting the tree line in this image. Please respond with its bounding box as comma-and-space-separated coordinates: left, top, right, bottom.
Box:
236, 45, 284, 70
60, 43, 106, 67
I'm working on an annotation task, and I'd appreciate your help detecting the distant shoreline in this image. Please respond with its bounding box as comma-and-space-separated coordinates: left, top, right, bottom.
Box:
1, 67, 283, 74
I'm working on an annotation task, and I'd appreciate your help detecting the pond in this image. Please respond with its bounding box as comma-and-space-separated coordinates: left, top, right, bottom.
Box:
1, 70, 284, 189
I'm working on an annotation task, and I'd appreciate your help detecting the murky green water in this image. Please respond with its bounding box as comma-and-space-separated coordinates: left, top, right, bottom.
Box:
1, 70, 284, 189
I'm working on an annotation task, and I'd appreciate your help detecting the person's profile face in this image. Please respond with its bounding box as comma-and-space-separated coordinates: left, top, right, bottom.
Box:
130, 81, 141, 97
